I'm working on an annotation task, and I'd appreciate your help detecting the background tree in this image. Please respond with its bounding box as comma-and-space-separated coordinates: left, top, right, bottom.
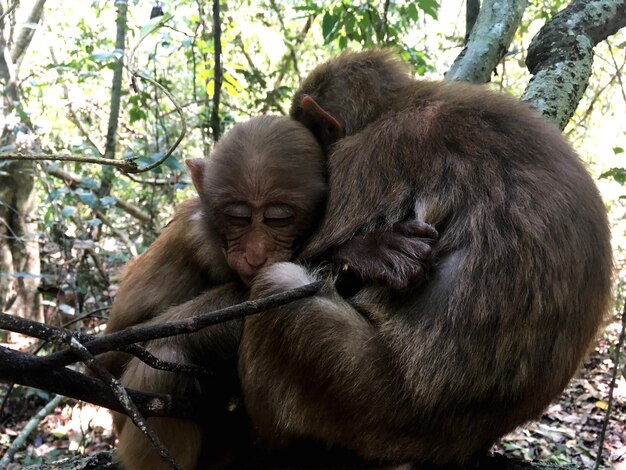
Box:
0, 0, 47, 323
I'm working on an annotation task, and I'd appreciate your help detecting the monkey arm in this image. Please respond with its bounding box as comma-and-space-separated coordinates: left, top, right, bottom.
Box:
106, 199, 232, 335
328, 219, 438, 291
115, 283, 247, 470
101, 199, 234, 377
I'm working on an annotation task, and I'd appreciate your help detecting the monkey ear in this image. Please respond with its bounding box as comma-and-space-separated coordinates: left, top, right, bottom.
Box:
185, 158, 206, 195
301, 95, 345, 145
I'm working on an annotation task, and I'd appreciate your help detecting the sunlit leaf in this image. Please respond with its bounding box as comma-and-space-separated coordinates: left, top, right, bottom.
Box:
138, 12, 174, 42
600, 167, 626, 184
100, 196, 117, 207
62, 206, 77, 217
418, 0, 439, 18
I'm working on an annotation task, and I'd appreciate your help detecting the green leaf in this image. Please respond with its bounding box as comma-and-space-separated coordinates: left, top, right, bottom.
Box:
613, 146, 624, 154
100, 196, 117, 207
76, 189, 97, 208
81, 177, 99, 189
418, 0, 439, 18
407, 4, 419, 21
129, 107, 147, 123
90, 52, 117, 62
600, 167, 626, 184
138, 12, 174, 42
164, 155, 182, 170
62, 206, 76, 217
322, 12, 338, 41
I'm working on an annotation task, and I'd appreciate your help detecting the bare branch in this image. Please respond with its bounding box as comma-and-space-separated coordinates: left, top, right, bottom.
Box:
0, 346, 196, 418
38, 280, 324, 369
74, 338, 182, 470
0, 394, 64, 468
0, 153, 138, 172
594, 299, 626, 469
210, 0, 222, 142
45, 165, 153, 225
0, 312, 209, 376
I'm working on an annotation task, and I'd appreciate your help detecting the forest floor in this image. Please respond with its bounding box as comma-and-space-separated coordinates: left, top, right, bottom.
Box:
0, 315, 624, 469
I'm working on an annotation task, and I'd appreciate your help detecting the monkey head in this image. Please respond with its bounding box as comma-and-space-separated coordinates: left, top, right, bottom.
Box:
290, 49, 413, 146
186, 116, 326, 284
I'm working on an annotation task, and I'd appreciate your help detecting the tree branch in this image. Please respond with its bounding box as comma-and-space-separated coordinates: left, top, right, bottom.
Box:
0, 312, 210, 376
0, 346, 196, 419
37, 280, 324, 369
522, 0, 626, 129
10, 0, 46, 63
75, 338, 182, 470
446, 0, 527, 83
0, 153, 138, 172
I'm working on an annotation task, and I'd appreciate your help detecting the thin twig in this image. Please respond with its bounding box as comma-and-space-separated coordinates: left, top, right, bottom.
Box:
594, 299, 626, 470
0, 394, 64, 468
1, 307, 110, 417
127, 71, 187, 173
0, 153, 138, 172
126, 14, 187, 173
37, 280, 324, 369
0, 312, 209, 376
72, 338, 182, 470
0, 2, 18, 23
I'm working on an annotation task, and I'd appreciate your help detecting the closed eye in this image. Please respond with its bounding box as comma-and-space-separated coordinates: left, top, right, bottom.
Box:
264, 215, 295, 228
264, 205, 295, 227
220, 203, 252, 226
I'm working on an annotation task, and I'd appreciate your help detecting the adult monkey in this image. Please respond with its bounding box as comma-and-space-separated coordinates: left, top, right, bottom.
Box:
239, 50, 612, 465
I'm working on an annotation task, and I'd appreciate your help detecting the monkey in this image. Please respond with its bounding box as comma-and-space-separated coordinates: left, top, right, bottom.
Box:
100, 115, 328, 378
237, 50, 613, 466
108, 115, 335, 470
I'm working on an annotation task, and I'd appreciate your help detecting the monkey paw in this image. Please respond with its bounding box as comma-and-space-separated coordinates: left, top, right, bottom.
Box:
250, 262, 315, 299
331, 219, 438, 291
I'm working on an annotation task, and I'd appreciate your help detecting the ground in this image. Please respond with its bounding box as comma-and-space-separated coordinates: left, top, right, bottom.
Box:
0, 315, 624, 469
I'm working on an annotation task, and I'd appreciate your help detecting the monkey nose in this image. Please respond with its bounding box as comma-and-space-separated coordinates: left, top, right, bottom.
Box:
244, 253, 268, 269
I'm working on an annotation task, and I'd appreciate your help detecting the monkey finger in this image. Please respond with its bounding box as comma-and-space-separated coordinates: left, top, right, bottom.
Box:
392, 219, 438, 241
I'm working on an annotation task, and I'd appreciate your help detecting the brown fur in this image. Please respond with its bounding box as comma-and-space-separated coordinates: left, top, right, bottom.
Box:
105, 116, 326, 469
239, 50, 613, 465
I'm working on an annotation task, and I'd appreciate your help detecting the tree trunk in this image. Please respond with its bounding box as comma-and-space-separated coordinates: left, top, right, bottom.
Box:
98, 0, 129, 198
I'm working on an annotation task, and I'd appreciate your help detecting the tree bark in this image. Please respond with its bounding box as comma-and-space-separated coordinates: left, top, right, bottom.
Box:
98, 0, 129, 198
446, 0, 527, 83
522, 0, 626, 129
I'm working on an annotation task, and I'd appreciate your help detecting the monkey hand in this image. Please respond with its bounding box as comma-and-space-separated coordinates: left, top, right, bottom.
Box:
331, 220, 438, 291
